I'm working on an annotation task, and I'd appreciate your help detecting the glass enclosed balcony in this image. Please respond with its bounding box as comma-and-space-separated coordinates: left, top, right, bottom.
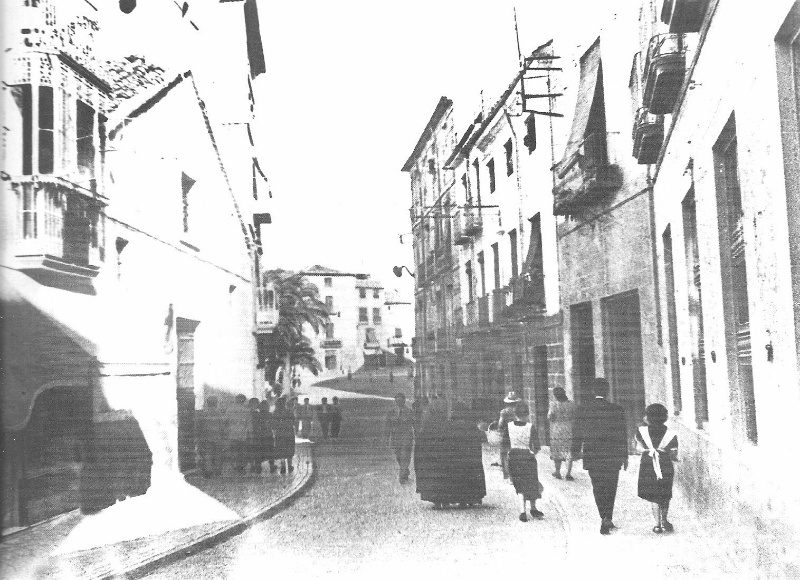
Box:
643, 34, 688, 115
632, 107, 665, 165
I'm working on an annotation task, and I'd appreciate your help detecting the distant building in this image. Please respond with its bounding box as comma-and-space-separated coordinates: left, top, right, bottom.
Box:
301, 265, 400, 381
383, 289, 415, 365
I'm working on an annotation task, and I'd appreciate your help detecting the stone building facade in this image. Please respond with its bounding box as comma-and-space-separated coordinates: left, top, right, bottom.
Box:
1, 0, 271, 530
642, 0, 800, 572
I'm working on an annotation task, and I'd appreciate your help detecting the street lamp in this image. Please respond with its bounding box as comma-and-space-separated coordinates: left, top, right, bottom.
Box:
392, 265, 415, 278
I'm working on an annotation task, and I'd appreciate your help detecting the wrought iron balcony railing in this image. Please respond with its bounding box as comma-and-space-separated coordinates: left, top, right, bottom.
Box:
632, 107, 665, 165
553, 132, 623, 216
643, 33, 688, 114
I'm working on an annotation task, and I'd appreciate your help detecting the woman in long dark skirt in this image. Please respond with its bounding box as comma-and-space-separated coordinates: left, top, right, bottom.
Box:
507, 403, 543, 522
415, 398, 448, 506
636, 403, 678, 533
272, 397, 296, 474
444, 402, 486, 507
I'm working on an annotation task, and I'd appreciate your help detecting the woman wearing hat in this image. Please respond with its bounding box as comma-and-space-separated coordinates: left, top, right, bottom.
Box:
636, 403, 678, 533
498, 391, 522, 479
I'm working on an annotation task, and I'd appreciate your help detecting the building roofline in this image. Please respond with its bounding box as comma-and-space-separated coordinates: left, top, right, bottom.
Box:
401, 96, 453, 172
445, 40, 553, 168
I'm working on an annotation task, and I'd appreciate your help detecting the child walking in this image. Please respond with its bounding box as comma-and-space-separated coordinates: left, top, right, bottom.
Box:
636, 403, 678, 533
507, 403, 544, 522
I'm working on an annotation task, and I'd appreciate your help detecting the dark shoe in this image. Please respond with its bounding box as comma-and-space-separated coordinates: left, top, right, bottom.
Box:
530, 508, 544, 518
269, 465, 278, 474
565, 474, 574, 481
288, 465, 294, 473
519, 513, 528, 522
653, 525, 664, 534
280, 466, 286, 475
490, 462, 501, 467
600, 519, 612, 535
552, 472, 562, 479
662, 521, 674, 533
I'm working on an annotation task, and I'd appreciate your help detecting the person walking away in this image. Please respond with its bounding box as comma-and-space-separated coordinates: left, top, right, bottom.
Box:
414, 396, 449, 506
548, 387, 577, 481
287, 396, 299, 432
445, 401, 486, 507
572, 378, 628, 535
636, 403, 678, 533
507, 403, 544, 522
198, 396, 227, 478
330, 397, 343, 438
272, 397, 296, 474
258, 399, 277, 474
498, 392, 522, 478
385, 393, 414, 483
318, 397, 332, 439
296, 398, 313, 439
228, 394, 253, 473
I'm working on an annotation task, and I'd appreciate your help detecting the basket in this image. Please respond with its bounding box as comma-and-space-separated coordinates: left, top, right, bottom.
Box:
486, 428, 503, 447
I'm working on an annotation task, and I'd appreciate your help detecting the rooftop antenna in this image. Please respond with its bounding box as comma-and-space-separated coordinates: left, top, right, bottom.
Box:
513, 7, 523, 67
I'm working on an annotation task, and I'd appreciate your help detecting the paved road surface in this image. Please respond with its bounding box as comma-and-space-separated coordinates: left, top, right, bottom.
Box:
145, 383, 750, 580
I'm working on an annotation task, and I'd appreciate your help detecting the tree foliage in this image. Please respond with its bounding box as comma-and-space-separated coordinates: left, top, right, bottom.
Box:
262, 270, 330, 378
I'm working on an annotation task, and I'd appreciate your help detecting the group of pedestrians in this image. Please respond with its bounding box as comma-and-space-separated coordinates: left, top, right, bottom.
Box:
196, 393, 296, 478
385, 376, 679, 536
294, 396, 343, 439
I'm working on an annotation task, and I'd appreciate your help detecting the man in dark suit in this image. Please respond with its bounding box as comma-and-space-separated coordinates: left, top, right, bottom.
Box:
572, 377, 629, 535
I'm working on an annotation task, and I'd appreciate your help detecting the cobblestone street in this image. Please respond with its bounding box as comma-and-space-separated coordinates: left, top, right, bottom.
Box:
145, 381, 756, 580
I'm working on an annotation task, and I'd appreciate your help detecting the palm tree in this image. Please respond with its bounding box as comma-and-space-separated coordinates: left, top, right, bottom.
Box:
262, 270, 330, 393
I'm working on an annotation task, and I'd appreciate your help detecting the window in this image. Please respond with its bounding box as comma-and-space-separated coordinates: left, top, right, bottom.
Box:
504, 139, 514, 175
461, 173, 470, 204
472, 158, 481, 199
465, 260, 474, 302
524, 114, 537, 153
324, 277, 332, 287
373, 288, 380, 299
477, 250, 486, 296
115, 237, 128, 281
487, 158, 496, 193
492, 242, 500, 289
325, 351, 337, 371
359, 307, 368, 323
14, 85, 33, 175
325, 323, 334, 340
509, 229, 519, 278
359, 287, 367, 299
181, 172, 196, 234
76, 101, 95, 176
38, 86, 54, 174
325, 295, 333, 312
428, 158, 436, 174
395, 327, 402, 338
365, 327, 377, 344
372, 307, 382, 324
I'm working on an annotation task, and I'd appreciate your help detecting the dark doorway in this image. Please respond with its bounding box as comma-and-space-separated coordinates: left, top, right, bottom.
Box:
570, 302, 595, 402
533, 346, 550, 445
602, 291, 647, 450
177, 318, 200, 471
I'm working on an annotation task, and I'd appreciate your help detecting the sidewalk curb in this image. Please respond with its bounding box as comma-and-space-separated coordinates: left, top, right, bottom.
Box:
107, 445, 317, 580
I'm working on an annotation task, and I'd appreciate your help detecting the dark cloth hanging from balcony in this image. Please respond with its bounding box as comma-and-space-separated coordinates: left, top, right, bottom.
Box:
559, 39, 602, 166
243, 0, 266, 79
520, 215, 545, 307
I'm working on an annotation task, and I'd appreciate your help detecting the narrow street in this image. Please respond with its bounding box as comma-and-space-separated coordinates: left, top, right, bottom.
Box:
145, 377, 748, 580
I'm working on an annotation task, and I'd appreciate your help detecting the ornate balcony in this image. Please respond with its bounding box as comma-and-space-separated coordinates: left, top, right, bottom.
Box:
632, 107, 665, 165
256, 282, 279, 334
661, 0, 710, 34
321, 339, 342, 349
453, 210, 471, 245
552, 132, 622, 216
9, 176, 105, 290
643, 34, 688, 115
463, 206, 483, 237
